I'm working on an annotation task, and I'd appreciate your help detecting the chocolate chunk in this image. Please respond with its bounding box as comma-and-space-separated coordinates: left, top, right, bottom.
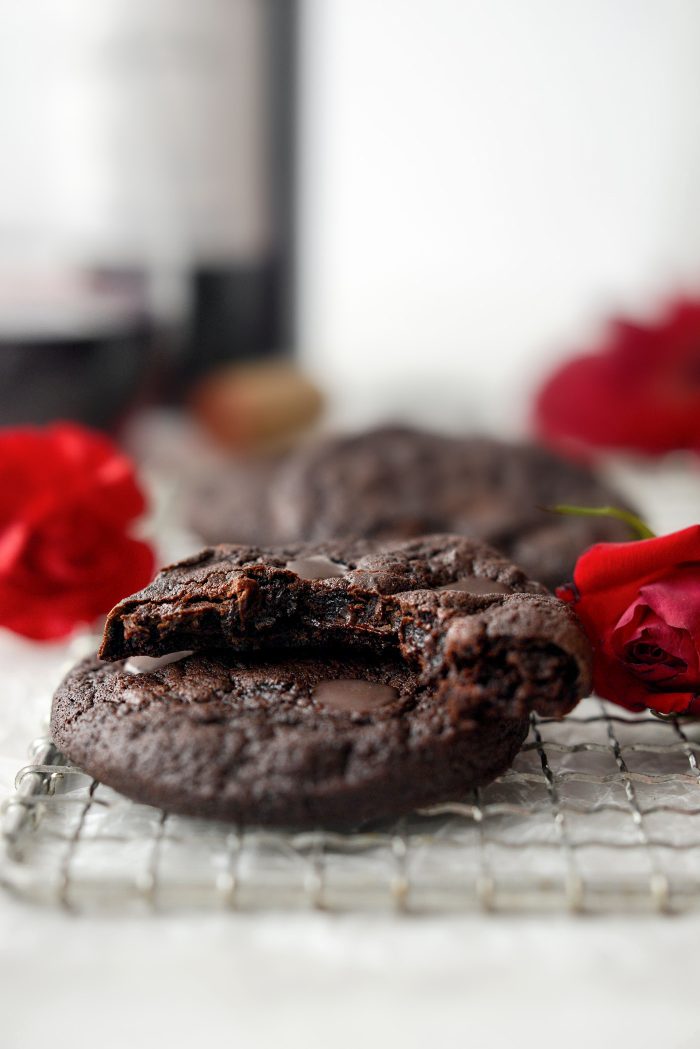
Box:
124, 651, 193, 675
312, 678, 399, 713
285, 555, 347, 580
438, 576, 512, 595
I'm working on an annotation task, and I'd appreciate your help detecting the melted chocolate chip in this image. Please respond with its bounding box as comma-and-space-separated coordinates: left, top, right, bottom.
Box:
312, 678, 398, 713
124, 651, 193, 675
438, 575, 512, 595
285, 555, 348, 580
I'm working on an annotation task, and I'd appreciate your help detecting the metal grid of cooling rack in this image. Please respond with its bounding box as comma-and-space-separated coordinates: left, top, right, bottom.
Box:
3, 696, 700, 914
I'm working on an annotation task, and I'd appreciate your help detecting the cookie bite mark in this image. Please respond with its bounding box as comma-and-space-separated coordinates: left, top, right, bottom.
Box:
436, 597, 592, 721
99, 535, 537, 662
99, 535, 591, 722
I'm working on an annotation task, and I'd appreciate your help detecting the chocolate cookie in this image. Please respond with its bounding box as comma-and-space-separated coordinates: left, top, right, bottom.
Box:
183, 426, 631, 589
55, 535, 591, 827
51, 650, 531, 828
99, 534, 590, 718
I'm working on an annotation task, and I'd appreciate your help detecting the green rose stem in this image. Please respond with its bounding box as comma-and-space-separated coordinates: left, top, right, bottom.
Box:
541, 504, 656, 541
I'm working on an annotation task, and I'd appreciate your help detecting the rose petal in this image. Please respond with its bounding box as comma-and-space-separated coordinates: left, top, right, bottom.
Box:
0, 535, 154, 641
569, 527, 700, 642
610, 599, 699, 681
590, 644, 699, 714
0, 422, 154, 641
533, 297, 700, 456
637, 569, 700, 636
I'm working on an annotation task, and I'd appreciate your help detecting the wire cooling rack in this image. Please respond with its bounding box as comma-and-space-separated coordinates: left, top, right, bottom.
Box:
3, 697, 700, 914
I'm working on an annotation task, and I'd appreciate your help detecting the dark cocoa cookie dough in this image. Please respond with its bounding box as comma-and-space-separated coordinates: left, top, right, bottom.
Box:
54, 535, 591, 828
51, 650, 531, 829
99, 535, 591, 723
183, 426, 631, 589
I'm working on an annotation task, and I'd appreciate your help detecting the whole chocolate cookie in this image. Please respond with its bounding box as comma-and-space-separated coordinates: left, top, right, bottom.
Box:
184, 427, 631, 589
55, 535, 591, 827
51, 650, 531, 828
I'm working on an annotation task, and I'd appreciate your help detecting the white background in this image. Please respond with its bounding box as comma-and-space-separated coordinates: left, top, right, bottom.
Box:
298, 0, 700, 429
4, 0, 700, 429
0, 0, 269, 268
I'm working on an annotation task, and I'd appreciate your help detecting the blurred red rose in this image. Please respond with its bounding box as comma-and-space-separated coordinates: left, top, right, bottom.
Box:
534, 299, 700, 458
0, 422, 155, 641
557, 525, 700, 715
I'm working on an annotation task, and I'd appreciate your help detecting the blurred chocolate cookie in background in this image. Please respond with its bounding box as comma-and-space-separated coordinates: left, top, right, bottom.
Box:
182, 425, 633, 590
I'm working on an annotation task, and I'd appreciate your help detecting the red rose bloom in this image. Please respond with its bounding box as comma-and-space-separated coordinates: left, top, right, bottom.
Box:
557, 525, 700, 714
534, 299, 700, 458
0, 422, 155, 641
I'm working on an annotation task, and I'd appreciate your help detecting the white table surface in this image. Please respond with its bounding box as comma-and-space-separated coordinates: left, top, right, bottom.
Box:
3, 420, 700, 1049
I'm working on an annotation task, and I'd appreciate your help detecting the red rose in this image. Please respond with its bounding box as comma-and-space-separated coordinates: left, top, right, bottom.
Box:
557, 525, 700, 714
534, 299, 700, 458
0, 422, 155, 641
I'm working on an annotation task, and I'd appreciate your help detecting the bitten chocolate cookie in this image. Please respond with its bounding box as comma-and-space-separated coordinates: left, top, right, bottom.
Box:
184, 426, 631, 589
53, 535, 591, 828
97, 535, 591, 715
